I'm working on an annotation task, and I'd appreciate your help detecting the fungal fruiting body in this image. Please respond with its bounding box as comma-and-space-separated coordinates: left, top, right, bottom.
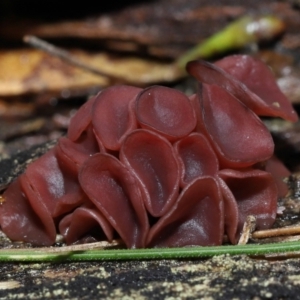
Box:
0, 55, 297, 248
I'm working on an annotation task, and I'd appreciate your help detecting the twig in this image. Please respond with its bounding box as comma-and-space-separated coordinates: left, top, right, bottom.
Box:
264, 251, 300, 259
252, 224, 300, 239
238, 215, 256, 245
0, 239, 124, 254
252, 234, 300, 244
23, 35, 124, 83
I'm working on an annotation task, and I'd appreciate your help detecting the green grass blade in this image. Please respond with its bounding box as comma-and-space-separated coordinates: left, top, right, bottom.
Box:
0, 241, 300, 262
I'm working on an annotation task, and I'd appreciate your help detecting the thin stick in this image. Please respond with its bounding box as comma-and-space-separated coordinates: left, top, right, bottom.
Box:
2, 224, 300, 256
238, 215, 256, 245
0, 239, 124, 254
252, 234, 300, 244
23, 35, 123, 82
252, 225, 300, 239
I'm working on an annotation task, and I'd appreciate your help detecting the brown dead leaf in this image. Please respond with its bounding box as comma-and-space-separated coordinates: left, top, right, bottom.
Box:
0, 98, 35, 118
0, 49, 107, 96
1, 1, 299, 59
0, 1, 246, 46
0, 118, 46, 141
0, 49, 182, 97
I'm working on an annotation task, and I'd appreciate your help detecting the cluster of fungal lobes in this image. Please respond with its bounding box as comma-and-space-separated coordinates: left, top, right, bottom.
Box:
0, 55, 298, 248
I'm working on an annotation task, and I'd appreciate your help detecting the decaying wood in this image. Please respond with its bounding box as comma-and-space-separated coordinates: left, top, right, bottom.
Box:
1, 254, 300, 299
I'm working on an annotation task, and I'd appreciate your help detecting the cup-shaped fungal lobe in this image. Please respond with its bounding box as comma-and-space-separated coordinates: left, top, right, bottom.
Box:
59, 205, 114, 245
79, 153, 149, 248
147, 176, 224, 247
186, 59, 297, 121
217, 177, 239, 244
0, 177, 56, 246
57, 125, 101, 174
189, 93, 207, 134
215, 55, 298, 122
199, 83, 274, 168
135, 86, 197, 141
68, 96, 96, 141
21, 147, 86, 221
218, 169, 278, 236
54, 138, 97, 217
174, 132, 219, 187
120, 129, 180, 217
21, 148, 75, 216
92, 85, 141, 151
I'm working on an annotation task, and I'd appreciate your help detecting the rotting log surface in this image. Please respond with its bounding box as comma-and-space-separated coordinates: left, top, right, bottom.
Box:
1, 255, 300, 299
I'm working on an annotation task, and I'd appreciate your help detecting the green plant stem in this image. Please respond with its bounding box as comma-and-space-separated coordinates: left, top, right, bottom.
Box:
1, 241, 300, 262
176, 15, 285, 69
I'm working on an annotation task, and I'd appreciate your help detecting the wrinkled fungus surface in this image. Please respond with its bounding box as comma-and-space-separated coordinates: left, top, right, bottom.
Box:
0, 55, 297, 248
